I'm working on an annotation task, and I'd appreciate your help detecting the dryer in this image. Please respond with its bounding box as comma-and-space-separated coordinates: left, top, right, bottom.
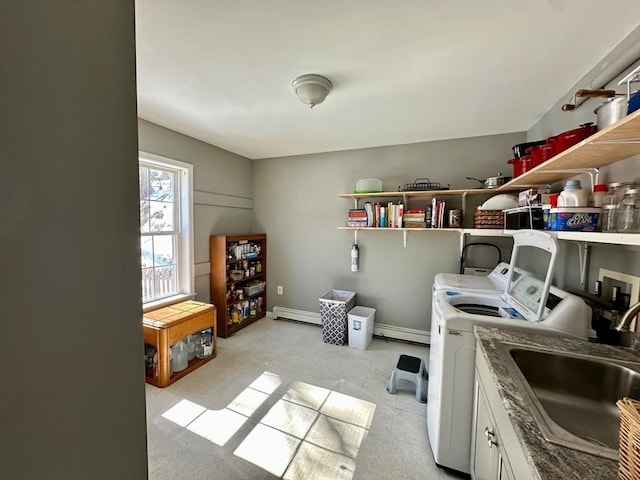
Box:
426, 231, 590, 475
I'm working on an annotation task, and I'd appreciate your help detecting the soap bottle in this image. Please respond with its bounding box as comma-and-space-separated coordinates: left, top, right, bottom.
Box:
558, 180, 587, 207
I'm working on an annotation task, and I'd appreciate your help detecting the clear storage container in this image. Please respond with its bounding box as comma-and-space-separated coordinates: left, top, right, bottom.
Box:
616, 188, 640, 233
171, 339, 189, 372
601, 205, 617, 232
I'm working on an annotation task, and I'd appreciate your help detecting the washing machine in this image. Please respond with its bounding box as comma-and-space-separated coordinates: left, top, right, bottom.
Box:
426, 231, 591, 475
433, 261, 525, 294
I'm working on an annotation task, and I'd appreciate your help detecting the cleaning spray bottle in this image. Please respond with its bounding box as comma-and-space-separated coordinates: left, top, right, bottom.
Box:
351, 244, 359, 272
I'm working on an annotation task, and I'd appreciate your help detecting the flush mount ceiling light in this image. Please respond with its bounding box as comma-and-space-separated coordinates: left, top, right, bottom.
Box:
291, 74, 332, 108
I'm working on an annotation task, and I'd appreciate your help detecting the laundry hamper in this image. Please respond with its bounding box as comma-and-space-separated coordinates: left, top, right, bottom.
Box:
618, 397, 640, 480
319, 289, 355, 345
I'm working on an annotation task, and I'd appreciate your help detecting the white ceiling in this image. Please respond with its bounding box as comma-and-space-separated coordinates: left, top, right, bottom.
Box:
135, 1, 639, 160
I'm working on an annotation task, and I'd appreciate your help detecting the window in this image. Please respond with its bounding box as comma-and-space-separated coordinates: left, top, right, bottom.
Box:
139, 152, 193, 308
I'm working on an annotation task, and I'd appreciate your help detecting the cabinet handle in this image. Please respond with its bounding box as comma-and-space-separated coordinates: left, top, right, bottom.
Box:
484, 426, 498, 448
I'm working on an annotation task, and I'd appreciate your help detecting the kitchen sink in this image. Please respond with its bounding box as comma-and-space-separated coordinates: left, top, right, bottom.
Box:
498, 342, 640, 460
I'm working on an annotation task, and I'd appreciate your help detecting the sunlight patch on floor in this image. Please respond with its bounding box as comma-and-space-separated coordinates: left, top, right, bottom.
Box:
186, 408, 247, 446
234, 423, 301, 477
160, 371, 376, 478
283, 441, 356, 480
228, 386, 270, 417
249, 371, 282, 394
160, 399, 206, 427
320, 391, 376, 429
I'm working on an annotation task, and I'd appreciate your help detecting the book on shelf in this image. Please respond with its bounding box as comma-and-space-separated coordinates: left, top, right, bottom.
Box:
348, 209, 367, 217
347, 208, 369, 228
404, 209, 425, 224
430, 198, 446, 228
348, 201, 406, 228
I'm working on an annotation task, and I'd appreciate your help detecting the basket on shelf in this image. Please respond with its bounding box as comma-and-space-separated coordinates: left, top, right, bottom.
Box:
243, 281, 266, 297
398, 178, 449, 192
473, 208, 504, 229
618, 397, 640, 480
229, 270, 245, 281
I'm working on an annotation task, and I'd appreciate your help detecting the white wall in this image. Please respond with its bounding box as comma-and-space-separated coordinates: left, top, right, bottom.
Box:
252, 133, 523, 332
138, 119, 254, 302
0, 2, 147, 479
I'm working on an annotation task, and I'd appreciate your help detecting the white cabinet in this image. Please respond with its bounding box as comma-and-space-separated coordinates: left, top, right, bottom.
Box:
471, 375, 516, 480
471, 377, 500, 480
471, 348, 534, 480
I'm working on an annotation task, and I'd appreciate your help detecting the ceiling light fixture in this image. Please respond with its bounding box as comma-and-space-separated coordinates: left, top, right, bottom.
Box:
291, 74, 332, 108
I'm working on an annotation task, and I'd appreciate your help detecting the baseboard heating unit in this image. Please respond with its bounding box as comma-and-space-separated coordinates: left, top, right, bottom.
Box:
270, 307, 430, 345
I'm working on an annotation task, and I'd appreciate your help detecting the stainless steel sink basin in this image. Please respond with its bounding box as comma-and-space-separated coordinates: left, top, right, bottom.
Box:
498, 342, 640, 460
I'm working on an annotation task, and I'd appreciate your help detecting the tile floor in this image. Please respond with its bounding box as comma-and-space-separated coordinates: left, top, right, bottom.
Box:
145, 317, 462, 480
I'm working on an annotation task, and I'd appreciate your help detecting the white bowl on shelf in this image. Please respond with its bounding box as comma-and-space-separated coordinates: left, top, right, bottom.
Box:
478, 194, 518, 211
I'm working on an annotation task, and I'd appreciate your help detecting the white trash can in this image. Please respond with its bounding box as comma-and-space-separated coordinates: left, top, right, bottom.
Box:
347, 306, 375, 350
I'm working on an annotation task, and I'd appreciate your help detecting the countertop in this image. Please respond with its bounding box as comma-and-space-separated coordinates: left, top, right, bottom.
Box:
474, 326, 640, 480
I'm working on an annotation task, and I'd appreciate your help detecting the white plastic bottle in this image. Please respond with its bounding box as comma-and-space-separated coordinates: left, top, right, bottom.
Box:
589, 184, 608, 207
351, 244, 359, 272
558, 180, 588, 207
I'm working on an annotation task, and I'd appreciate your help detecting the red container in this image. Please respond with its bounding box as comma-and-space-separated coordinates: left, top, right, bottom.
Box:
508, 155, 533, 177
553, 123, 597, 155
529, 143, 556, 167
508, 158, 523, 177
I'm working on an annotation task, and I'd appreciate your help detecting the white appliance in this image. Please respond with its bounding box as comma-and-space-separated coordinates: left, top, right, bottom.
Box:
433, 261, 519, 294
426, 231, 590, 475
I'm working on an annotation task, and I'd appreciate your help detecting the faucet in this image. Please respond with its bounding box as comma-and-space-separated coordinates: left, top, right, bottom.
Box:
615, 301, 640, 332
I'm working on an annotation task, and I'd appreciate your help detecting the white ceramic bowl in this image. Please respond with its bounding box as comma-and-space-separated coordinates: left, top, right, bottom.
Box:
478, 194, 519, 210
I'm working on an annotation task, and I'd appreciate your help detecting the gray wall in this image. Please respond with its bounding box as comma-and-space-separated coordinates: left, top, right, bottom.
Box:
0, 2, 147, 479
138, 119, 254, 302
526, 26, 640, 293
252, 133, 524, 331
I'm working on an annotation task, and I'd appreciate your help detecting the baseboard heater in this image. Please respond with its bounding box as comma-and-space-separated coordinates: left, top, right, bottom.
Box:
270, 306, 430, 345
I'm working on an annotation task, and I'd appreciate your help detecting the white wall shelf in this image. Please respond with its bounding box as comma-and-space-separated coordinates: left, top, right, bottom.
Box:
340, 112, 640, 249
338, 188, 506, 201
339, 226, 639, 247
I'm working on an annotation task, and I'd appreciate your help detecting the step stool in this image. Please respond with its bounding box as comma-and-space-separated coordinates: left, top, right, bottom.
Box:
386, 354, 427, 403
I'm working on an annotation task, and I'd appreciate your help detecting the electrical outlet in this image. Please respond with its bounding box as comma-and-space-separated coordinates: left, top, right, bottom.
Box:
277, 285, 283, 295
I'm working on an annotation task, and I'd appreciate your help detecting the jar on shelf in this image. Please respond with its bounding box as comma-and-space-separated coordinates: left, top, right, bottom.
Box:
256, 260, 262, 273
601, 182, 633, 231
603, 182, 635, 205
601, 205, 617, 232
615, 187, 640, 233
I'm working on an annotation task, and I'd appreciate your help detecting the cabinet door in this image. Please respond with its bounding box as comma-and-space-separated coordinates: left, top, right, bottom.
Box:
498, 456, 515, 480
471, 378, 499, 480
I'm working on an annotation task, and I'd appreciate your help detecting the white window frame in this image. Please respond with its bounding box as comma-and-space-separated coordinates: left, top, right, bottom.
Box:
139, 151, 194, 312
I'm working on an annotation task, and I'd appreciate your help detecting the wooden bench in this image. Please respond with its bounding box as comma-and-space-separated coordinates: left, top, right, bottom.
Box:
143, 300, 217, 387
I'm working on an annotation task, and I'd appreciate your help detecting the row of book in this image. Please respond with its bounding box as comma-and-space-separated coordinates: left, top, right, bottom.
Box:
346, 198, 450, 228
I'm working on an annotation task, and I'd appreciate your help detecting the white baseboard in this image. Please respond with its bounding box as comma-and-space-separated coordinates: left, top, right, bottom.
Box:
373, 323, 430, 345
271, 306, 322, 325
270, 306, 430, 345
